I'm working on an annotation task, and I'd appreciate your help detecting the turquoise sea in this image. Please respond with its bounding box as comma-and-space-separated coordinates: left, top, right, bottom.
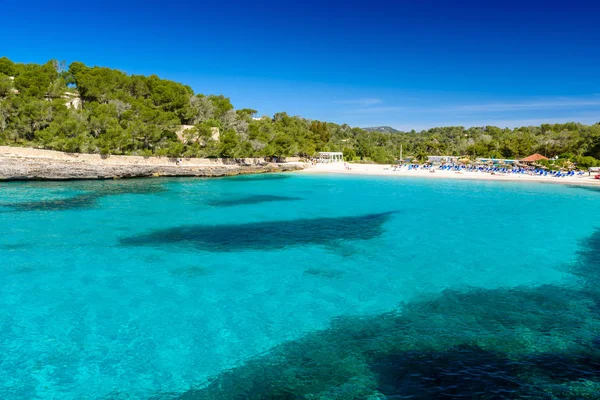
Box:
1, 173, 599, 399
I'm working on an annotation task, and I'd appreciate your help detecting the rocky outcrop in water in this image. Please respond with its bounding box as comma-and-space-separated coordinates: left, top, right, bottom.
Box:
0, 146, 305, 181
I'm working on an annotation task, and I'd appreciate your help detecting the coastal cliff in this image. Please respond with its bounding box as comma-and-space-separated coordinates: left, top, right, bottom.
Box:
0, 146, 305, 181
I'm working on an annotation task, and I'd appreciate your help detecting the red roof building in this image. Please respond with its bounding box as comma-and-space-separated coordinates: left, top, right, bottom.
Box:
520, 153, 549, 163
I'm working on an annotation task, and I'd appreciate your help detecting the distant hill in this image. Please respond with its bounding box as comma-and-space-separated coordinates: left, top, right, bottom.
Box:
363, 126, 402, 134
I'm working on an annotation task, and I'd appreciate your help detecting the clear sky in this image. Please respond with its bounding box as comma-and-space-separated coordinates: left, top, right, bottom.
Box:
2, 0, 599, 130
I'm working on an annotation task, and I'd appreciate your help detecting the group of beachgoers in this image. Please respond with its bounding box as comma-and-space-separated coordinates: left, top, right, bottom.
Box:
390, 163, 587, 178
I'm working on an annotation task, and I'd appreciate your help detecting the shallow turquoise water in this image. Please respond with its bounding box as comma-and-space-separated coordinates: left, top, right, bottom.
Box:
1, 174, 599, 399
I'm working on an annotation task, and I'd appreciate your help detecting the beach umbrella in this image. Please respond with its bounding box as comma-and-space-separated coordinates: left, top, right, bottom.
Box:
564, 161, 575, 170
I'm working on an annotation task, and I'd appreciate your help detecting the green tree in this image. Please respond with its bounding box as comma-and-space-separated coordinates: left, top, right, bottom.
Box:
14, 62, 58, 98
0, 57, 16, 76
208, 95, 234, 119
219, 130, 239, 158
0, 75, 14, 97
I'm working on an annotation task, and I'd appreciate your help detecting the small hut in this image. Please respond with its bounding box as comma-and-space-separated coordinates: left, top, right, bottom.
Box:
520, 153, 549, 164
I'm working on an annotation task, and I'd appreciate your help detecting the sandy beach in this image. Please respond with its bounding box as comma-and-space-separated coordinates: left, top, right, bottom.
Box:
301, 162, 600, 186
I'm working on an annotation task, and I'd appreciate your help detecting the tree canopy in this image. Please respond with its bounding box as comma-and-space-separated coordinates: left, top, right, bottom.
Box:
1, 57, 600, 165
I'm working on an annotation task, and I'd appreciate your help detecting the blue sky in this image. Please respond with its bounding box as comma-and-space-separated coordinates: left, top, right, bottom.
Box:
2, 0, 599, 130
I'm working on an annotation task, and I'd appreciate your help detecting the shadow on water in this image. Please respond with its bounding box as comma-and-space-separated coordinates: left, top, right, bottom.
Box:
120, 211, 397, 252
156, 228, 600, 400
207, 195, 303, 207
0, 181, 167, 212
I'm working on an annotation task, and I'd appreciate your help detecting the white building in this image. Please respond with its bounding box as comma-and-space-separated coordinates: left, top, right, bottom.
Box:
317, 152, 344, 163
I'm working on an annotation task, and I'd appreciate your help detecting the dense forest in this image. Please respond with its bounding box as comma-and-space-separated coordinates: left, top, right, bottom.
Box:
1, 57, 600, 167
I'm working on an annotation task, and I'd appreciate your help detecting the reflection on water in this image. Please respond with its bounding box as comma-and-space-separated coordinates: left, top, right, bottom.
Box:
120, 212, 396, 252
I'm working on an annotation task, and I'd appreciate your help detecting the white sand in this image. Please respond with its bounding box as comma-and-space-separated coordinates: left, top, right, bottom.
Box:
300, 162, 600, 186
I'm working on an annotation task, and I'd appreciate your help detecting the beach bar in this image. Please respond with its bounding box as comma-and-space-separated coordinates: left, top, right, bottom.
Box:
520, 153, 549, 164
317, 152, 344, 163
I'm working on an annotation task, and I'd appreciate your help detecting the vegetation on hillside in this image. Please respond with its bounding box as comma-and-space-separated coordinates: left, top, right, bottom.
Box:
1, 56, 600, 165
362, 126, 402, 134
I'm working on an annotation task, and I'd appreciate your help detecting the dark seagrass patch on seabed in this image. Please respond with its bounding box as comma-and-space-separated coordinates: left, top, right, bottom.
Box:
170, 266, 210, 277
207, 195, 303, 207
3, 194, 100, 212
119, 211, 397, 252
575, 229, 600, 289
10, 266, 36, 275
566, 185, 600, 193
171, 284, 600, 400
0, 181, 167, 212
1, 243, 31, 250
223, 174, 291, 182
92, 181, 167, 196
169, 227, 600, 400
303, 267, 345, 278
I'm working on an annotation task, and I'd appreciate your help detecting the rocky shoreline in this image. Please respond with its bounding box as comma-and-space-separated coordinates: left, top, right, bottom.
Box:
0, 146, 305, 181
